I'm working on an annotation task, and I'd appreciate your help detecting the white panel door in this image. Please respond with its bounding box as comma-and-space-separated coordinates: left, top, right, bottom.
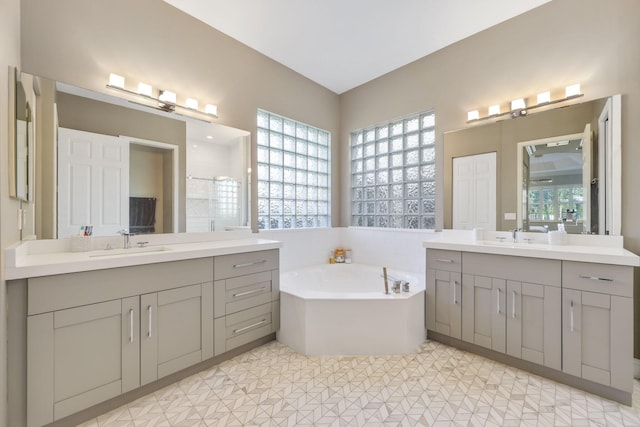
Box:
453, 152, 496, 230
58, 128, 129, 238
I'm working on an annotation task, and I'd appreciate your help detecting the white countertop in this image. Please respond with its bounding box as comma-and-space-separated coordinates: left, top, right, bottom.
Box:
423, 231, 639, 267
5, 235, 282, 280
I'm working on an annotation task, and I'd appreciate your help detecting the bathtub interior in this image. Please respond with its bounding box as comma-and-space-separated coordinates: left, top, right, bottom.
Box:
281, 263, 425, 297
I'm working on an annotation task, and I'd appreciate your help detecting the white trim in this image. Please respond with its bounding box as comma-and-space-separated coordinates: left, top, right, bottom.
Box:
598, 95, 622, 236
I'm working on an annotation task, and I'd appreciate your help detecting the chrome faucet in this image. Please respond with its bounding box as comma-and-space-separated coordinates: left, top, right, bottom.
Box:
118, 229, 134, 249
511, 228, 521, 243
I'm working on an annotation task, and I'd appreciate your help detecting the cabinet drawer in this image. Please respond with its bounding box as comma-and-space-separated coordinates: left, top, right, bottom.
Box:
463, 253, 561, 286
214, 302, 275, 354
563, 261, 632, 297
426, 249, 461, 272
28, 258, 214, 315
214, 271, 276, 318
214, 250, 279, 280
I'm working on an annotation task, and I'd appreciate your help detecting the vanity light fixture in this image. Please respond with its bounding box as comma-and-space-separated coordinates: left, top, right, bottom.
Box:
565, 83, 581, 98
547, 140, 570, 147
511, 98, 526, 111
185, 98, 198, 109
488, 104, 501, 116
205, 104, 218, 116
106, 73, 219, 122
137, 82, 153, 97
467, 83, 583, 123
108, 73, 125, 89
537, 91, 551, 104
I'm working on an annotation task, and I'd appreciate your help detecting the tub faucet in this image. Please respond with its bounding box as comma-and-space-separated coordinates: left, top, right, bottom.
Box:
118, 229, 134, 249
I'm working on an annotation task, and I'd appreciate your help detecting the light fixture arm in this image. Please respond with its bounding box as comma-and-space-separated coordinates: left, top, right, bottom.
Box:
106, 75, 218, 122
467, 87, 583, 124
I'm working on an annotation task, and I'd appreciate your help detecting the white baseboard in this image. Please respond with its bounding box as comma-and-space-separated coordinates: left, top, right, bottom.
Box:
634, 358, 640, 379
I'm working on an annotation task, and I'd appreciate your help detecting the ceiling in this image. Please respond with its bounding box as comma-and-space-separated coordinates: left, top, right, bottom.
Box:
163, 0, 551, 94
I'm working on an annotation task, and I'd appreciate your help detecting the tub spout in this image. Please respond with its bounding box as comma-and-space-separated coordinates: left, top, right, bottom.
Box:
383, 267, 389, 294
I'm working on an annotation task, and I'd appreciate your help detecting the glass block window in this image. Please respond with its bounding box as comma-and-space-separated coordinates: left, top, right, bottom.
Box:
351, 111, 435, 229
257, 109, 331, 229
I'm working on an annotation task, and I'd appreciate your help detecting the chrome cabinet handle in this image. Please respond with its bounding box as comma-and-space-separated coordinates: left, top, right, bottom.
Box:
453, 280, 458, 305
147, 305, 153, 337
233, 318, 267, 334
512, 291, 516, 319
496, 288, 501, 315
435, 259, 453, 263
233, 287, 266, 298
129, 308, 134, 343
233, 260, 267, 269
570, 300, 574, 332
579, 275, 613, 282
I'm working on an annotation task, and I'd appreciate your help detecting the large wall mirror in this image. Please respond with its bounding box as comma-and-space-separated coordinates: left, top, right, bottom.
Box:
22, 72, 251, 240
444, 95, 621, 235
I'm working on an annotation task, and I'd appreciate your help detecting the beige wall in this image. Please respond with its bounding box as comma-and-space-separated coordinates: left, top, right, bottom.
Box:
1, 0, 21, 424
341, 0, 640, 354
20, 0, 342, 229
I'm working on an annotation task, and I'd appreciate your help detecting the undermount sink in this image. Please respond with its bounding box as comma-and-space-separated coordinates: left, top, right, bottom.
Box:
88, 246, 170, 257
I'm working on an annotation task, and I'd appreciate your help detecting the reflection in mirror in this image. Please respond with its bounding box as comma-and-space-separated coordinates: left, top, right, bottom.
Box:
185, 121, 250, 232
14, 76, 31, 202
517, 131, 591, 234
25, 73, 251, 240
444, 95, 621, 235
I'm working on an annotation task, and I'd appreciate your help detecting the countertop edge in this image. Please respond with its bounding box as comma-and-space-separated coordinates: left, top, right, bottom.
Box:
422, 241, 640, 267
6, 239, 283, 280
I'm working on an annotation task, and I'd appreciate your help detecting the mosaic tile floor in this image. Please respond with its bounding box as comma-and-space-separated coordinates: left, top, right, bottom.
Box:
78, 340, 640, 426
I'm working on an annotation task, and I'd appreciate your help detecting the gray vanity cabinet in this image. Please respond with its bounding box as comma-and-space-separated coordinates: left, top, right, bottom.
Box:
562, 261, 633, 393
140, 282, 214, 385
461, 253, 562, 368
25, 258, 213, 427
27, 296, 140, 427
213, 249, 280, 355
426, 249, 462, 339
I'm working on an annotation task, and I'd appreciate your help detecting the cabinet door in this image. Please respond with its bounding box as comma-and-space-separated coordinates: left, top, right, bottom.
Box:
563, 289, 633, 391
462, 275, 505, 353
506, 282, 561, 370
426, 269, 461, 339
27, 297, 139, 427
141, 283, 214, 385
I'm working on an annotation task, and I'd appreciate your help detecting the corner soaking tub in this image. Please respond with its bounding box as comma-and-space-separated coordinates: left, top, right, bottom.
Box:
276, 263, 426, 355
